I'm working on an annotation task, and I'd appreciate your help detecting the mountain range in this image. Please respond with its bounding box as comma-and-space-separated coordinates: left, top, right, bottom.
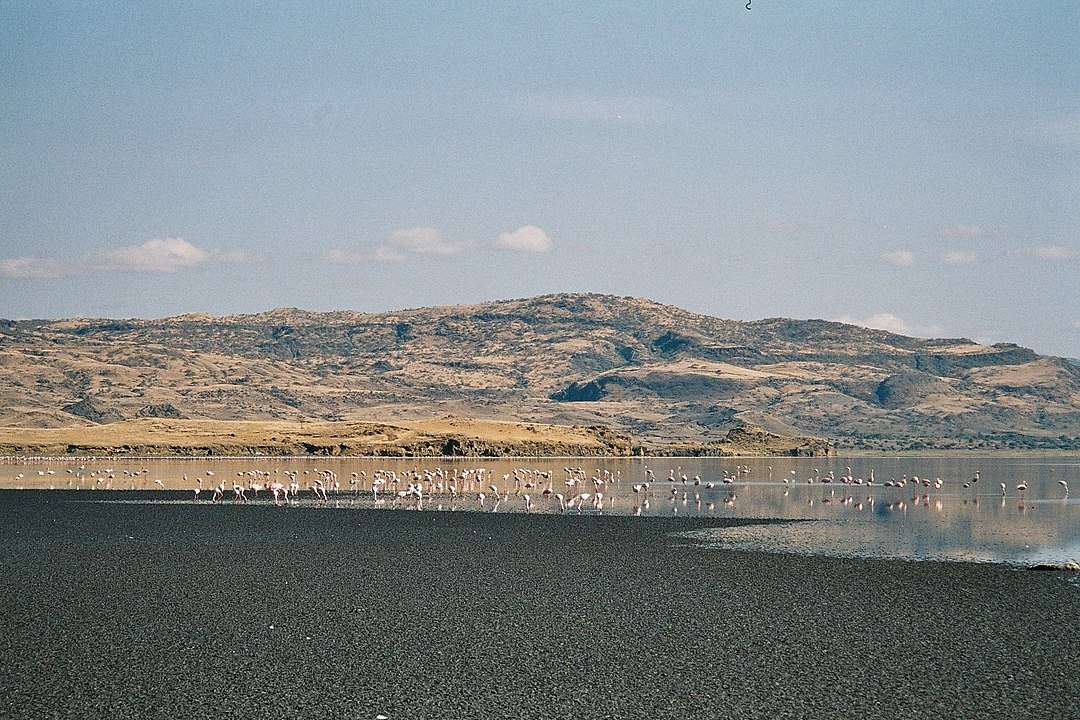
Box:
2, 293, 1079, 452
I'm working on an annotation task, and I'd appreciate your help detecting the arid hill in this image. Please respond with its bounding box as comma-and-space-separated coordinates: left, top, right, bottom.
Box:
2, 293, 1078, 452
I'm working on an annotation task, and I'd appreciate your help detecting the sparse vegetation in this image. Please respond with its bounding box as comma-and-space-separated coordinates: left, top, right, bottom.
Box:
0, 293, 1077, 450
0, 418, 830, 457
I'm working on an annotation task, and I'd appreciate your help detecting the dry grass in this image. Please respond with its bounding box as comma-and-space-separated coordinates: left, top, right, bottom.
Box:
0, 417, 610, 452
1, 293, 1076, 451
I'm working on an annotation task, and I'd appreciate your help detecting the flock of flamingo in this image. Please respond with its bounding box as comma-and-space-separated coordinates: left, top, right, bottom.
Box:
6, 461, 1070, 516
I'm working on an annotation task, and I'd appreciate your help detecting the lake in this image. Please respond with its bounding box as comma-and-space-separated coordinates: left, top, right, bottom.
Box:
4, 455, 1078, 567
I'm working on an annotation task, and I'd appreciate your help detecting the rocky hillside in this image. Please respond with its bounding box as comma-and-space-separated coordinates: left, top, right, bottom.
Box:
2, 293, 1078, 451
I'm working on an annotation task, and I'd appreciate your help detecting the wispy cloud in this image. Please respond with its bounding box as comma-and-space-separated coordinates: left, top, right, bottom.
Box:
2, 237, 240, 279
495, 225, 553, 253
941, 250, 977, 265
325, 227, 465, 265
1030, 244, 1075, 260
835, 312, 943, 338
0, 256, 72, 279
385, 227, 463, 256
937, 224, 984, 238
327, 225, 554, 264
881, 250, 915, 267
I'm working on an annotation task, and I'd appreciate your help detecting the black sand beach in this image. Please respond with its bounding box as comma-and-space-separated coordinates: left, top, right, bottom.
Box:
1, 491, 1076, 719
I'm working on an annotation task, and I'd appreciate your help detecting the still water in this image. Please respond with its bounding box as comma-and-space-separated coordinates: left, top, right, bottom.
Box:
4, 456, 1078, 567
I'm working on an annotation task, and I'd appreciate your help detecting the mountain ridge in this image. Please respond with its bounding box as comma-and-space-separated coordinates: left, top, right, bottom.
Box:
2, 293, 1078, 451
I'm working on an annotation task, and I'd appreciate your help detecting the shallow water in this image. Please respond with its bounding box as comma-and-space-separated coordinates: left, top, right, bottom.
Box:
3, 456, 1078, 567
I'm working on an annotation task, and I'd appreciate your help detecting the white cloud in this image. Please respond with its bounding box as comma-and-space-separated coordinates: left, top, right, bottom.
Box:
495, 225, 553, 254
329, 225, 554, 262
835, 312, 944, 338
941, 250, 977, 265
0, 256, 72, 279
938, 224, 984, 238
838, 312, 911, 335
99, 237, 208, 272
4, 238, 243, 279
1031, 244, 1075, 260
881, 250, 915, 267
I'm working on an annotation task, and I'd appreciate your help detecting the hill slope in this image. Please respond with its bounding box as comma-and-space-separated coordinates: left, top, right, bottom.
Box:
2, 293, 1078, 451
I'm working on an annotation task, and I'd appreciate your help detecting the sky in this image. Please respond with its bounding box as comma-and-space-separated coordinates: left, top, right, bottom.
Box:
2, 2, 1079, 356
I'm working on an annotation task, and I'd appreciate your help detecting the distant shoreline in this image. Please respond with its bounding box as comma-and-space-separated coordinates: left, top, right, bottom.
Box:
4, 418, 1076, 461
834, 448, 1080, 458
0, 417, 834, 459
3, 450, 1080, 463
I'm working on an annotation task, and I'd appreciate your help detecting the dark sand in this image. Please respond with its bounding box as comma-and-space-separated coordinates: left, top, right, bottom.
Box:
1, 491, 1077, 719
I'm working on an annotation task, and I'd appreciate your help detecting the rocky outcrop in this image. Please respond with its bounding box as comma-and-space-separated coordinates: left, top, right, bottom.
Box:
874, 372, 953, 409
61, 398, 123, 424
913, 344, 1038, 375
136, 403, 184, 419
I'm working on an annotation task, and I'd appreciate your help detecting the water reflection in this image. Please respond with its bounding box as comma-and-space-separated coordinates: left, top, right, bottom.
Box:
2, 456, 1078, 566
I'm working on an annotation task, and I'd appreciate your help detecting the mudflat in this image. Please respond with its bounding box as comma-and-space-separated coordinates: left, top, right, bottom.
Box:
1, 491, 1076, 719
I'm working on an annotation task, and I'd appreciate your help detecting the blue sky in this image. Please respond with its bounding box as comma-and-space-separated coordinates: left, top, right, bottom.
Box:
2, 2, 1078, 355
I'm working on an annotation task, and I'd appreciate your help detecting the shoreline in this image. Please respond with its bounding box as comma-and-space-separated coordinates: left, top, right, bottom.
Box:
8, 489, 1078, 571
0, 417, 835, 459
4, 450, 1080, 463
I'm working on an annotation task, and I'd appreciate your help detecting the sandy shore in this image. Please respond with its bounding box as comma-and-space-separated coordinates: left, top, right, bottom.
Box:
1, 491, 1076, 719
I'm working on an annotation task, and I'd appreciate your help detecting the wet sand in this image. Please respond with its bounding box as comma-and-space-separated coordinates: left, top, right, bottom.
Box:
1, 491, 1077, 719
